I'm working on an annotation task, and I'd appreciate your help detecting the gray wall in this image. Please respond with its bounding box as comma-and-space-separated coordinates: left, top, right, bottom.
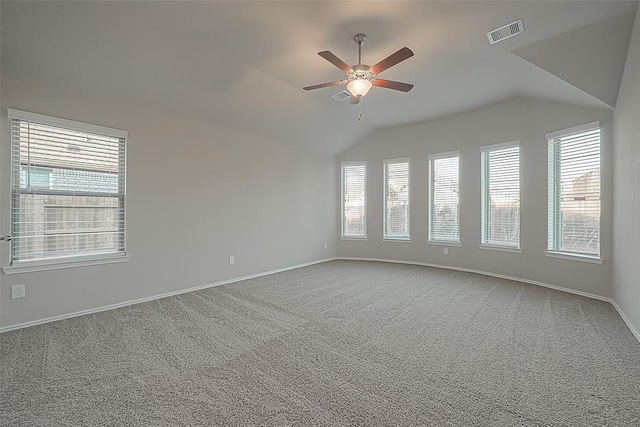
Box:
338, 98, 613, 297
613, 10, 640, 333
0, 76, 337, 328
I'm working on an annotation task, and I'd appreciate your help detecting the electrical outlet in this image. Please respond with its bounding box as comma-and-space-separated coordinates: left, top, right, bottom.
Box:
11, 284, 25, 299
443, 248, 449, 255
323, 242, 328, 250
229, 255, 235, 265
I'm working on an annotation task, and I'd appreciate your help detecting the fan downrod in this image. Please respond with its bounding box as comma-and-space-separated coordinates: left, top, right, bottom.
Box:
353, 34, 367, 68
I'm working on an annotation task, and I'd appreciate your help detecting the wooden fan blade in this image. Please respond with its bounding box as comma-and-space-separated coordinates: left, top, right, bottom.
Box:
349, 95, 360, 105
370, 47, 414, 75
318, 51, 354, 74
373, 79, 414, 92
303, 80, 347, 91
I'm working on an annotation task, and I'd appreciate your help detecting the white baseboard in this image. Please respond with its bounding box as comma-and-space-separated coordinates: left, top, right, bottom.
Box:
338, 257, 610, 301
4, 256, 638, 346
0, 257, 337, 333
610, 299, 640, 343
338, 257, 640, 344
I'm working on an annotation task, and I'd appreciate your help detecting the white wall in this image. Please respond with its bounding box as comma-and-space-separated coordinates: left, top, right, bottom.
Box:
0, 76, 337, 329
613, 10, 640, 333
338, 97, 613, 297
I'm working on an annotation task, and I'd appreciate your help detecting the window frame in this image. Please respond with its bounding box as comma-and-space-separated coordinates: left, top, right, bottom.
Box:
3, 109, 129, 275
479, 141, 521, 252
545, 121, 601, 263
340, 161, 367, 240
428, 151, 461, 245
383, 158, 411, 241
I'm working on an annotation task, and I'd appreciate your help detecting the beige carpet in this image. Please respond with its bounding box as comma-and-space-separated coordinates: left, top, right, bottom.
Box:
1, 260, 639, 426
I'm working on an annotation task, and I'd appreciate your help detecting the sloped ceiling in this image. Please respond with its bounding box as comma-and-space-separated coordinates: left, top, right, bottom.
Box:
1, 1, 638, 155
512, 10, 636, 107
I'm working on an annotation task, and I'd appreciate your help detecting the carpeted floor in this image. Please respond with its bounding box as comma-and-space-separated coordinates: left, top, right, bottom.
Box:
1, 260, 639, 426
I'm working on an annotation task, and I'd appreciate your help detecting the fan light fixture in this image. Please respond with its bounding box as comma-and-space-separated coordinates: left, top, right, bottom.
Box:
303, 33, 414, 105
347, 79, 373, 97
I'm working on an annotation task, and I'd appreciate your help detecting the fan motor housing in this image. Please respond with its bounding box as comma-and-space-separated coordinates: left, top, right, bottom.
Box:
349, 64, 373, 81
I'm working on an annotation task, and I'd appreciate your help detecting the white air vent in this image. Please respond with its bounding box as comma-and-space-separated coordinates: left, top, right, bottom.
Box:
487, 19, 524, 44
331, 90, 351, 101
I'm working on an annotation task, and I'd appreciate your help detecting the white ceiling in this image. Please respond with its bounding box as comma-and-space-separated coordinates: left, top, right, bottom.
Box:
2, 1, 637, 155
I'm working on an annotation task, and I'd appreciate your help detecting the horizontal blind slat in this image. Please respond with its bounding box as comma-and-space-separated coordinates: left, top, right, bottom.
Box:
481, 145, 520, 247
11, 117, 127, 263
548, 128, 600, 255
342, 163, 367, 238
429, 154, 459, 242
384, 160, 410, 239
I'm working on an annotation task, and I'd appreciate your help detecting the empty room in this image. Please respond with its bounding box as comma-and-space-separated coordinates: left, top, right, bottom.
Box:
1, 1, 639, 425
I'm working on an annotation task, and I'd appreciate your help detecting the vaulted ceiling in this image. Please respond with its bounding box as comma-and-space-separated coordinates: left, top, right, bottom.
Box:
1, 1, 637, 155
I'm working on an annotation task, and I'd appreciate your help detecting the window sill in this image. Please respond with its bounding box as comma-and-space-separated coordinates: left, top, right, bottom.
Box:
340, 236, 367, 241
383, 237, 411, 243
479, 244, 522, 254
3, 254, 130, 275
428, 240, 462, 247
544, 251, 602, 264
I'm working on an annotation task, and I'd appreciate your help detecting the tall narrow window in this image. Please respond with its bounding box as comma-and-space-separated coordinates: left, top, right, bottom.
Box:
8, 109, 127, 267
341, 162, 367, 238
480, 142, 520, 249
428, 152, 460, 243
384, 159, 410, 240
547, 122, 600, 258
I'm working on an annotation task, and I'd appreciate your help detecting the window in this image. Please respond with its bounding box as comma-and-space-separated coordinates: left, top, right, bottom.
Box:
428, 152, 460, 243
7, 109, 127, 269
384, 159, 410, 240
547, 122, 600, 258
480, 142, 520, 249
341, 162, 366, 238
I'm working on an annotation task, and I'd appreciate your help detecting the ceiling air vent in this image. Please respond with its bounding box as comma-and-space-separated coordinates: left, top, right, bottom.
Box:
331, 90, 351, 101
487, 19, 524, 44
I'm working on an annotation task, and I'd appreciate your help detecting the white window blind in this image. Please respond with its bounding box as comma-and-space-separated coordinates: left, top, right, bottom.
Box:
9, 109, 127, 264
384, 159, 410, 240
547, 124, 600, 257
481, 143, 520, 248
341, 162, 366, 238
429, 152, 460, 243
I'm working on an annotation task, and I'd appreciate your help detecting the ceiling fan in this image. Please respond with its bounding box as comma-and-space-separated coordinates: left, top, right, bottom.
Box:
303, 34, 414, 104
